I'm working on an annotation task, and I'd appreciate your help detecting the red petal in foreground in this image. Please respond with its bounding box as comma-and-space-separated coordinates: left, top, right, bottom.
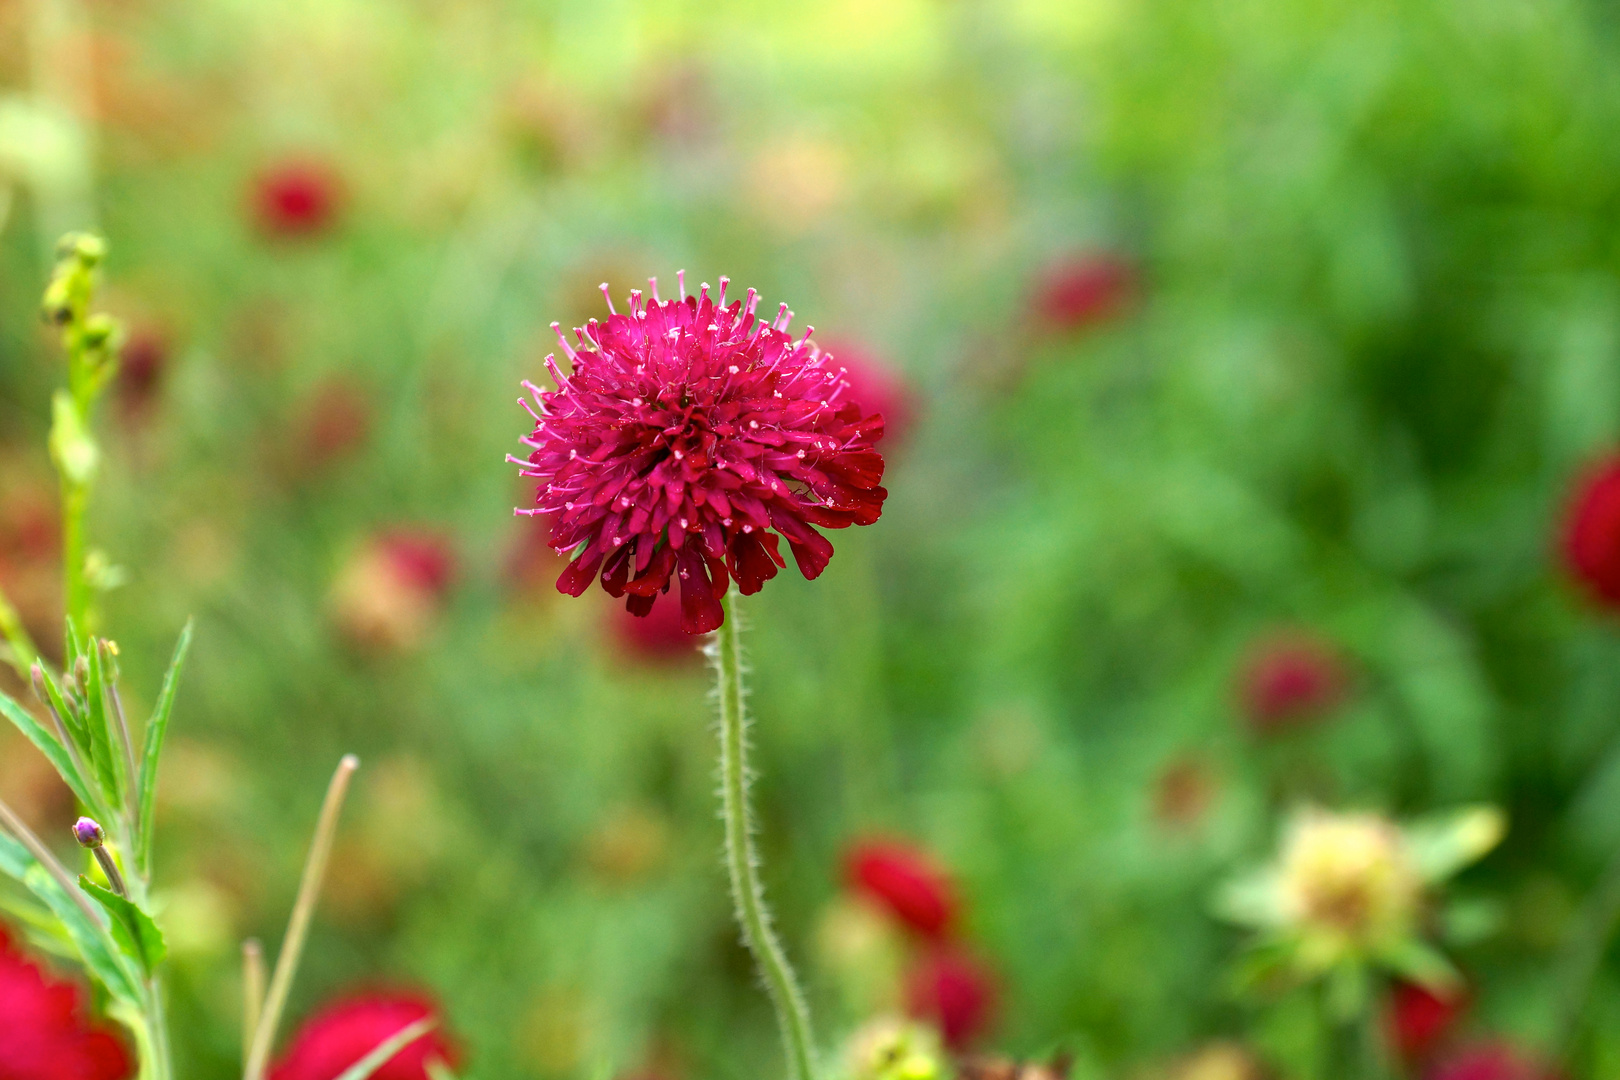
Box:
0, 924, 132, 1080
270, 990, 460, 1080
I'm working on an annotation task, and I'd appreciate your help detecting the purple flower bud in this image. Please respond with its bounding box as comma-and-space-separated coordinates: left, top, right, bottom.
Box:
72, 817, 105, 848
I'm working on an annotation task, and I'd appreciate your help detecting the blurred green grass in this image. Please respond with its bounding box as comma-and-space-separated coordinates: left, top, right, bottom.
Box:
5, 0, 1620, 1077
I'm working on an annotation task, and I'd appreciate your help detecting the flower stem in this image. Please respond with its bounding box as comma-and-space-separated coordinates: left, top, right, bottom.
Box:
713, 592, 817, 1080
62, 478, 89, 633
1552, 837, 1620, 1060
244, 755, 359, 1080
0, 583, 39, 676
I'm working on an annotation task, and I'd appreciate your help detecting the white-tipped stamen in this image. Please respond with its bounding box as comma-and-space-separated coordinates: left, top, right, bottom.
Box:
678, 270, 687, 300
551, 322, 578, 361
599, 282, 616, 314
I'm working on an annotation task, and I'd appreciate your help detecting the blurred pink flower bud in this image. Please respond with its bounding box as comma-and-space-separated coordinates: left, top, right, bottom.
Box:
330, 531, 456, 652
1563, 455, 1620, 608
1236, 630, 1350, 733
611, 591, 701, 662
1031, 253, 1135, 331
904, 946, 996, 1050
1388, 980, 1464, 1063
846, 839, 959, 940
254, 160, 342, 237
815, 338, 915, 448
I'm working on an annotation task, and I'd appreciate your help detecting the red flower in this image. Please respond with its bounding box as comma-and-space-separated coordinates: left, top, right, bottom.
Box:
254, 161, 341, 236
611, 591, 699, 662
376, 533, 455, 596
1428, 1042, 1553, 1080
814, 339, 915, 448
514, 277, 887, 634
904, 947, 996, 1050
330, 531, 456, 652
302, 379, 373, 468
118, 327, 168, 415
1236, 630, 1349, 733
270, 991, 459, 1080
1031, 253, 1134, 330
1388, 981, 1464, 1062
0, 924, 131, 1080
1563, 456, 1620, 606
846, 840, 958, 939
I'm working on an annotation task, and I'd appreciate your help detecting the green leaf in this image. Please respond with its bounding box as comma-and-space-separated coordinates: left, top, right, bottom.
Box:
82, 641, 123, 806
332, 1017, 437, 1080
1406, 805, 1506, 884
0, 829, 31, 879
136, 619, 192, 874
35, 663, 90, 760
20, 864, 141, 1004
0, 688, 97, 810
79, 875, 166, 973
1378, 937, 1461, 994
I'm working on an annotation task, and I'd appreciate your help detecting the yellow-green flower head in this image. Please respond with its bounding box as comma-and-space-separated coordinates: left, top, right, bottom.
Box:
1276, 809, 1420, 955
845, 1017, 947, 1080
1217, 804, 1505, 1002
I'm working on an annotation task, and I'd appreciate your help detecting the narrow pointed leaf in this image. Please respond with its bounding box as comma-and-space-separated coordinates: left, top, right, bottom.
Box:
0, 689, 97, 810
20, 864, 141, 1004
36, 663, 90, 760
136, 619, 193, 874
332, 1017, 437, 1080
79, 876, 166, 972
83, 642, 122, 805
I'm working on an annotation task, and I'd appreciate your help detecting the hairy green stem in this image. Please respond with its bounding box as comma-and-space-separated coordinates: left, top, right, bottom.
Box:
713, 592, 817, 1080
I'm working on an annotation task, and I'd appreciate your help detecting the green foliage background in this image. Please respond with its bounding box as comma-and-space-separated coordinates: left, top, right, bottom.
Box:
5, 0, 1620, 1076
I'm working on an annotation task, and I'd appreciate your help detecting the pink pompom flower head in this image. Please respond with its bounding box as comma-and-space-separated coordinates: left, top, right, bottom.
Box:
512, 274, 887, 634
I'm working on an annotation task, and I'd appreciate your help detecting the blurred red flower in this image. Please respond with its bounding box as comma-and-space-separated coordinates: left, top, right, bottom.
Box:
1427, 1042, 1552, 1080
302, 379, 373, 468
1236, 630, 1349, 733
254, 160, 342, 236
1388, 981, 1464, 1062
1563, 456, 1620, 607
118, 326, 168, 416
846, 840, 958, 939
815, 339, 915, 448
330, 531, 456, 652
270, 991, 459, 1080
611, 590, 701, 661
904, 946, 996, 1050
1031, 253, 1135, 331
0, 924, 132, 1080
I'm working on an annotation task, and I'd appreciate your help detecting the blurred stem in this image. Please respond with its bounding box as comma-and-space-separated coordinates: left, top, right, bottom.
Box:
714, 592, 817, 1080
146, 979, 173, 1080
244, 755, 360, 1080
62, 472, 89, 634
0, 584, 39, 677
242, 939, 264, 1070
1552, 838, 1620, 1060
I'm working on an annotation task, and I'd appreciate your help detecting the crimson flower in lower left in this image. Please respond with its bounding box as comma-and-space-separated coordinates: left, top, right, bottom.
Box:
0, 925, 131, 1080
